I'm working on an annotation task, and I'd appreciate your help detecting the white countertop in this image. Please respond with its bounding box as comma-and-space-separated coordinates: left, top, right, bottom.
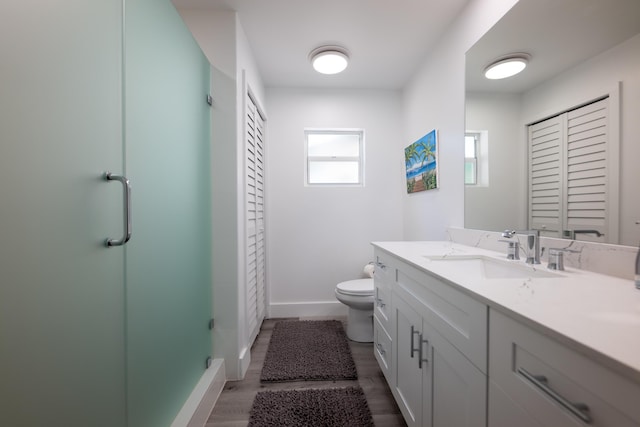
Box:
372, 241, 640, 383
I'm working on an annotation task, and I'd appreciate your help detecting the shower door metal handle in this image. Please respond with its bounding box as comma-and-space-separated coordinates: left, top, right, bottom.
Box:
104, 172, 132, 247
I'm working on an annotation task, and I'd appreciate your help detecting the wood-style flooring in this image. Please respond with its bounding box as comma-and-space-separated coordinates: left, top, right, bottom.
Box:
206, 317, 407, 426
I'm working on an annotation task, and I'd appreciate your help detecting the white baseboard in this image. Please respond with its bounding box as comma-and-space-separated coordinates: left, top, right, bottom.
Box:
238, 345, 251, 379
171, 358, 226, 427
269, 301, 347, 318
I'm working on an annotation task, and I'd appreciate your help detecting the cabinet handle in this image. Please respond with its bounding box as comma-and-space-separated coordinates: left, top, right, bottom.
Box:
518, 367, 592, 424
375, 261, 387, 271
104, 172, 132, 247
410, 326, 420, 358
376, 343, 386, 356
375, 297, 386, 308
419, 336, 429, 369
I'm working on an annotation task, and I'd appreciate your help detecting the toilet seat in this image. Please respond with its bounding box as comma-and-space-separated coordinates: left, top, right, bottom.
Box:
336, 278, 374, 296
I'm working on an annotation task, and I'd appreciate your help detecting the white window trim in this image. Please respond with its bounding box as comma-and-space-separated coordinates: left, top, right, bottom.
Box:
466, 130, 490, 187
304, 128, 365, 187
464, 132, 479, 185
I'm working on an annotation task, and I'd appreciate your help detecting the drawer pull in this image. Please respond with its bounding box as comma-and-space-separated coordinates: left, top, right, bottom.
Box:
375, 297, 386, 308
518, 367, 592, 424
375, 261, 387, 271
410, 326, 420, 358
376, 343, 386, 356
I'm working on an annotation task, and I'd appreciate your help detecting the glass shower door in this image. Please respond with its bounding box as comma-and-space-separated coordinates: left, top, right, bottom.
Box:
0, 1, 126, 425
124, 0, 213, 425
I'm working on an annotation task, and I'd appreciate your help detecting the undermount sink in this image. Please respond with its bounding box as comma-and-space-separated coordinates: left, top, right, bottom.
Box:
423, 254, 562, 279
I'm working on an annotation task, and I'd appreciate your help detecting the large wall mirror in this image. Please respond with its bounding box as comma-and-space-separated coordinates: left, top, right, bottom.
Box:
464, 0, 640, 245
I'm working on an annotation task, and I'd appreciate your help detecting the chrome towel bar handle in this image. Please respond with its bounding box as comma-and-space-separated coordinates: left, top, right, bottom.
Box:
518, 367, 592, 424
419, 336, 429, 369
410, 326, 420, 358
104, 172, 132, 247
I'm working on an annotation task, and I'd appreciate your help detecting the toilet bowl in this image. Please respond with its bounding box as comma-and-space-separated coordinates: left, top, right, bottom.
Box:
335, 278, 375, 342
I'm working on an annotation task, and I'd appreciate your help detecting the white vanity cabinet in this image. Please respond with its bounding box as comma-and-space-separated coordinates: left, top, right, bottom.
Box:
489, 309, 640, 427
392, 291, 487, 427
374, 248, 488, 427
373, 241, 640, 427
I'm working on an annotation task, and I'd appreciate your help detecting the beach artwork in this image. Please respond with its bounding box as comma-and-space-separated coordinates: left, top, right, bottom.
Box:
405, 129, 438, 193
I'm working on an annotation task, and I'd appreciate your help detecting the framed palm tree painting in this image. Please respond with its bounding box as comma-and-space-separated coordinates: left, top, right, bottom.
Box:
405, 129, 438, 193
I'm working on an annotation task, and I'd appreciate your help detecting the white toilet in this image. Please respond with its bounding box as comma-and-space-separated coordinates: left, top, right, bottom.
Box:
335, 278, 375, 342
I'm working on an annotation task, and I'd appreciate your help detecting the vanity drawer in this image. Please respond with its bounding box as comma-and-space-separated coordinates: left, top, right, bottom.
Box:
395, 261, 488, 373
490, 309, 640, 426
374, 284, 391, 329
373, 315, 392, 382
373, 249, 396, 332
373, 250, 396, 287
489, 380, 543, 427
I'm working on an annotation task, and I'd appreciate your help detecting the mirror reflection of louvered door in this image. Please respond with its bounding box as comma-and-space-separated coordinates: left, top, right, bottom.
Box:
246, 93, 266, 344
528, 97, 612, 243
528, 115, 564, 238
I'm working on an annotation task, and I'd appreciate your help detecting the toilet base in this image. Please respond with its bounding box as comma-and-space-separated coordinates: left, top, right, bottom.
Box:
346, 307, 373, 343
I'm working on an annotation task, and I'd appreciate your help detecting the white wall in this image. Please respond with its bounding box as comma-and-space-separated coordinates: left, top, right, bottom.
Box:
465, 92, 527, 231
265, 88, 404, 317
402, 0, 519, 240
520, 33, 640, 246
174, 8, 236, 79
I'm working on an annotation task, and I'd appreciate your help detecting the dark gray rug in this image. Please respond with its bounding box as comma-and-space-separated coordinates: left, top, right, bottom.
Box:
260, 320, 358, 382
248, 386, 374, 427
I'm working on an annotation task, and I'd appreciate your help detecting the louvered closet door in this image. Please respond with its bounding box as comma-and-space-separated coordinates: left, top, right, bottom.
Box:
246, 94, 266, 343
529, 115, 564, 237
528, 98, 610, 242
565, 98, 608, 242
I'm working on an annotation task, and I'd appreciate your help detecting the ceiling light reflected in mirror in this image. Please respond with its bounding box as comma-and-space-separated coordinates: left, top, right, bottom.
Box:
484, 53, 530, 79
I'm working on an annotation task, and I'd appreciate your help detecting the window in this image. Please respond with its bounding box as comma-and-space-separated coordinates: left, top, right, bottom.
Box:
305, 129, 364, 186
465, 130, 489, 187
465, 133, 479, 185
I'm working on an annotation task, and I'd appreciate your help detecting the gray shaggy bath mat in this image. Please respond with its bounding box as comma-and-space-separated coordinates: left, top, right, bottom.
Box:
248, 386, 374, 427
260, 320, 357, 382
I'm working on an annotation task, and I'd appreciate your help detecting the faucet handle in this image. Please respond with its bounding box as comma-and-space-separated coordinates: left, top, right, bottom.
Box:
502, 229, 516, 238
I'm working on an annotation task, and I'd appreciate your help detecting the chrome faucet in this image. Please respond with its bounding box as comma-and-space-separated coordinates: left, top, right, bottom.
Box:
502, 229, 541, 264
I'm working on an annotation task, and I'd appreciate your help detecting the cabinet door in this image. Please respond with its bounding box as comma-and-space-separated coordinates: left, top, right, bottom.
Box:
393, 294, 425, 427
426, 324, 487, 427
0, 1, 126, 425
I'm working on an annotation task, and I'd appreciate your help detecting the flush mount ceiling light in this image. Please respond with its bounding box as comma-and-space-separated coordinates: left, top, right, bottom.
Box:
484, 53, 531, 80
309, 46, 349, 75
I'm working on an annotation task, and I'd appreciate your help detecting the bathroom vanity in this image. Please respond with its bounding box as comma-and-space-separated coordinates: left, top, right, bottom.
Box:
372, 241, 640, 427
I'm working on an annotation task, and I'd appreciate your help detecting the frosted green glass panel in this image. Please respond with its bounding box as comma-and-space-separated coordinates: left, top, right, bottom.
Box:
124, 1, 212, 426
0, 1, 126, 425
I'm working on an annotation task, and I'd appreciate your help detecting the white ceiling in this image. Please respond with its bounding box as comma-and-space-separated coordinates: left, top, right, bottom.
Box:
172, 0, 470, 89
466, 0, 640, 93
